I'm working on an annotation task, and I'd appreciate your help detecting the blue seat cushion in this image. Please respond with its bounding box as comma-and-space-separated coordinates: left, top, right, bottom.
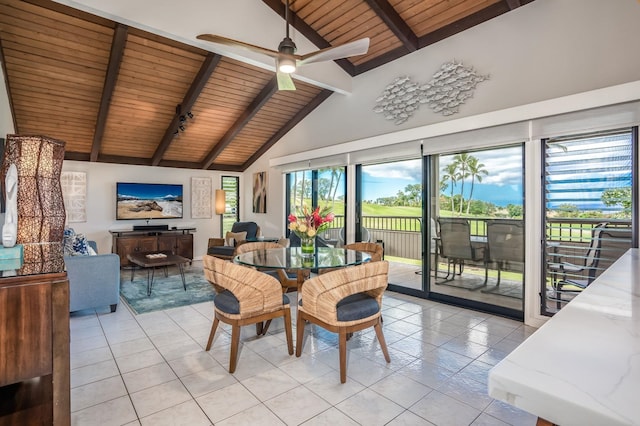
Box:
207, 246, 235, 257
336, 293, 379, 322
214, 290, 290, 315
214, 290, 239, 314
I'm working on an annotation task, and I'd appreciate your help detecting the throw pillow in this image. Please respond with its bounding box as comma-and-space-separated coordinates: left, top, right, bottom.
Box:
63, 227, 76, 256
71, 233, 91, 256
62, 227, 96, 256
225, 231, 247, 247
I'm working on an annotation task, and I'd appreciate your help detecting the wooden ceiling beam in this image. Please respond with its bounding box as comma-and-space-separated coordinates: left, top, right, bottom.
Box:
151, 52, 221, 166
364, 0, 418, 52
200, 76, 279, 170
352, 46, 408, 75
418, 2, 510, 49
90, 23, 127, 162
505, 0, 523, 10
240, 89, 333, 170
261, 0, 357, 76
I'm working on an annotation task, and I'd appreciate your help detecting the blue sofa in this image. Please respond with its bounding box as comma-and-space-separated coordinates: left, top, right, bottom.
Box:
64, 241, 121, 312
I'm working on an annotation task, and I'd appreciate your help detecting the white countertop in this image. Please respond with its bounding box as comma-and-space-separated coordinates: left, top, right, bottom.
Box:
488, 248, 640, 426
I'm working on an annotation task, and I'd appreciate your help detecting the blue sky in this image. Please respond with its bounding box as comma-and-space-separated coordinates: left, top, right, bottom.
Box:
362, 159, 422, 201
362, 147, 524, 206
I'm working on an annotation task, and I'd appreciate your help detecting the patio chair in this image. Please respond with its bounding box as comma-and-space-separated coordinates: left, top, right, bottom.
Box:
483, 220, 524, 295
296, 261, 390, 383
550, 222, 607, 302
338, 226, 371, 245
202, 255, 293, 373
436, 217, 487, 289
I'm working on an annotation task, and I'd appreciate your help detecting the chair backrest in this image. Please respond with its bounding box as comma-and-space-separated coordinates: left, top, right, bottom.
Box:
203, 254, 225, 294
233, 241, 281, 256
487, 220, 524, 263
597, 225, 632, 273
231, 221, 260, 239
583, 222, 608, 269
339, 226, 371, 244
437, 217, 474, 260
300, 261, 389, 324
203, 255, 283, 315
344, 242, 383, 262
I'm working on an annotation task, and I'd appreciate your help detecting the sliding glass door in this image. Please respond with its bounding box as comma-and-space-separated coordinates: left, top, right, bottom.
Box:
286, 167, 346, 242
359, 159, 424, 295
427, 145, 525, 318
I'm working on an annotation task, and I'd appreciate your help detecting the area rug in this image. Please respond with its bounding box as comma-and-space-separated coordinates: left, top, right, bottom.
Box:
119, 263, 215, 314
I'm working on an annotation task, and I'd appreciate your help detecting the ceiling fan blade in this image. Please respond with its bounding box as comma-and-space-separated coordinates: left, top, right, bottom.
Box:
298, 38, 370, 66
277, 71, 296, 91
197, 34, 281, 59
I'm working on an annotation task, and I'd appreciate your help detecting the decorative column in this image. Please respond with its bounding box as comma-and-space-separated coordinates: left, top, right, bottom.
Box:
1, 135, 66, 273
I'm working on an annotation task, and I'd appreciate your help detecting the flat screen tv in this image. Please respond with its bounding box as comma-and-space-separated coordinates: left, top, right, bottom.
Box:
116, 182, 183, 220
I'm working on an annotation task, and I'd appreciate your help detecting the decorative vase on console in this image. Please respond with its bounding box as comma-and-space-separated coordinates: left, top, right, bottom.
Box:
1, 134, 66, 274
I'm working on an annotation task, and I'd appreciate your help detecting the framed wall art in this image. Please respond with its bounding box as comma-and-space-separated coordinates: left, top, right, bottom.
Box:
253, 171, 267, 213
191, 177, 212, 219
61, 171, 87, 223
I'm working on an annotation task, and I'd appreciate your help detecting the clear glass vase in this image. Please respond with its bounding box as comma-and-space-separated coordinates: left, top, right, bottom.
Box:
300, 236, 316, 257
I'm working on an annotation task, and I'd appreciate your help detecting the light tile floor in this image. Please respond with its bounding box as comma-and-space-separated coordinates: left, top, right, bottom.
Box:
70, 290, 539, 425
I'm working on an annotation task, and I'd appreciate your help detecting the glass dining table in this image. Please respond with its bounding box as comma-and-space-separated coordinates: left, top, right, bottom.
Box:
234, 247, 371, 290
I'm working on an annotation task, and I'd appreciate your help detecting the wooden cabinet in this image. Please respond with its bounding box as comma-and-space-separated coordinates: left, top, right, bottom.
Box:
0, 272, 70, 425
111, 229, 195, 267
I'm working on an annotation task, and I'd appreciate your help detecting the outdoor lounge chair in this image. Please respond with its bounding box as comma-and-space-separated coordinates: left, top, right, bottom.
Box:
482, 219, 524, 296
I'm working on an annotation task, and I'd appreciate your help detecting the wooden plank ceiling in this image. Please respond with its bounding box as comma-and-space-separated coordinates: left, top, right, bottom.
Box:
0, 0, 534, 171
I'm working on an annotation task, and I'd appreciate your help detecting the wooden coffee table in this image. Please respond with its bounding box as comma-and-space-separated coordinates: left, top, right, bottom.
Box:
127, 252, 190, 296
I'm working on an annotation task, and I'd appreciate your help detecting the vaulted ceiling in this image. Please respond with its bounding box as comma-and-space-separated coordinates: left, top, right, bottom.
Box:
0, 0, 534, 171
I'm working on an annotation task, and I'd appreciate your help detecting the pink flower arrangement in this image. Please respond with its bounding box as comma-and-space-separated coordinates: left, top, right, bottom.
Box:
288, 205, 335, 239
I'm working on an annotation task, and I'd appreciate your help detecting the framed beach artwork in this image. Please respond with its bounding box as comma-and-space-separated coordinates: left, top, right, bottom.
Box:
253, 171, 267, 213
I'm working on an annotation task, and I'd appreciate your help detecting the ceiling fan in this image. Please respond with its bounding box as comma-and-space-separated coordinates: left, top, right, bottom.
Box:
196, 0, 369, 91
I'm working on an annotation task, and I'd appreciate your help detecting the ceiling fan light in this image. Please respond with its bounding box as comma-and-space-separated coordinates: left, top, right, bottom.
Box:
278, 57, 296, 74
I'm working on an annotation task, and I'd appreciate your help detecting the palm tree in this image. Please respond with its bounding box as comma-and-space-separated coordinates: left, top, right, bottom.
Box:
452, 153, 471, 214
465, 156, 489, 214
441, 163, 459, 212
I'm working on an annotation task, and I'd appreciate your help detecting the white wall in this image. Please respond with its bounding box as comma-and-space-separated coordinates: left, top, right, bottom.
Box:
0, 66, 14, 137
62, 160, 239, 260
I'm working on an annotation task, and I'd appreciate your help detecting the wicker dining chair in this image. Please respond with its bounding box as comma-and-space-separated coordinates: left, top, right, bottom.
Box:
296, 260, 390, 383
344, 242, 383, 262
202, 255, 293, 373
317, 241, 383, 277
233, 241, 300, 293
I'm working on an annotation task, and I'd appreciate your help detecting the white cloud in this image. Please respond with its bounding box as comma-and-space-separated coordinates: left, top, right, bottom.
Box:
440, 147, 523, 186
363, 159, 421, 181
